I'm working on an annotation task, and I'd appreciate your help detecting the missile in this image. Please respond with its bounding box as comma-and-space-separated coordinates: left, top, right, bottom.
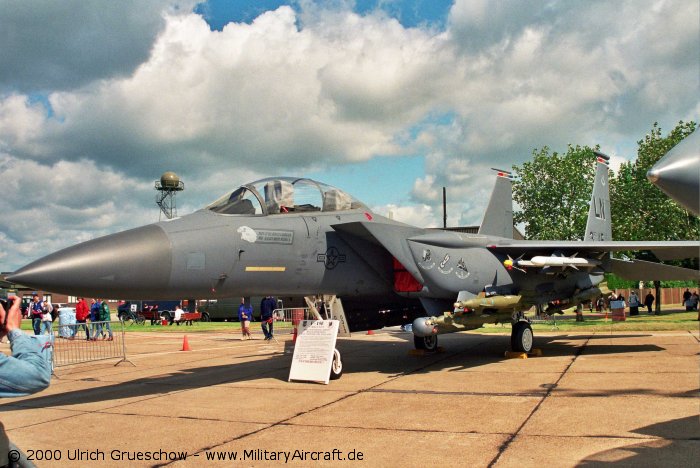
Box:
506, 255, 600, 270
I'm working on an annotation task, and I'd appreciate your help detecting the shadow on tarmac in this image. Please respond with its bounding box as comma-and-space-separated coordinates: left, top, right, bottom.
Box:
577, 416, 699, 466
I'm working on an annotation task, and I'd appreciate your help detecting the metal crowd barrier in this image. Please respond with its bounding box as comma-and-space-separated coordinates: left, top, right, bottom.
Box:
244, 308, 314, 336
52, 320, 131, 367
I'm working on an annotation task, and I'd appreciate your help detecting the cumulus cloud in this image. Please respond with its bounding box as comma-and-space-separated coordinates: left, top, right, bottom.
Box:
0, 0, 194, 93
372, 203, 439, 228
0, 0, 697, 271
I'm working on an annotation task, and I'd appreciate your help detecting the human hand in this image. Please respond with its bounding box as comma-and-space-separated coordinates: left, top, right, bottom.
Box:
0, 297, 22, 336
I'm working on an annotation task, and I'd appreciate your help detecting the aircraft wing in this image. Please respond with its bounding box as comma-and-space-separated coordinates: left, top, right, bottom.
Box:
406, 233, 699, 261
482, 240, 699, 261
610, 258, 700, 281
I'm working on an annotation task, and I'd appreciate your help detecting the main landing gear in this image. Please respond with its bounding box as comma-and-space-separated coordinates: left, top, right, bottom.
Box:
510, 320, 533, 353
414, 334, 439, 352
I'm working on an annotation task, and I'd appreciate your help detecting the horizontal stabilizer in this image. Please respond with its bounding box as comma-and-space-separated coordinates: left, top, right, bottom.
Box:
611, 258, 700, 281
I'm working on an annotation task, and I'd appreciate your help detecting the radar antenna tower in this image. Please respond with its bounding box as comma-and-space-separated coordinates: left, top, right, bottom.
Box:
155, 171, 184, 220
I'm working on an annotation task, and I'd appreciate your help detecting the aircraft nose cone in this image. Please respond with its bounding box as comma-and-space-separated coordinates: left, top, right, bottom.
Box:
646, 168, 660, 184
646, 130, 700, 215
8, 225, 172, 298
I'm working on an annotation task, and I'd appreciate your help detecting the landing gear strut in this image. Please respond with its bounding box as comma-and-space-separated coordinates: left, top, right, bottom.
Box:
511, 321, 533, 353
414, 334, 439, 352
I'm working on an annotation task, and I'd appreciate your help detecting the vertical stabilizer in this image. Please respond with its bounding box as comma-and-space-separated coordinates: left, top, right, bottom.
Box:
478, 169, 514, 239
585, 152, 612, 241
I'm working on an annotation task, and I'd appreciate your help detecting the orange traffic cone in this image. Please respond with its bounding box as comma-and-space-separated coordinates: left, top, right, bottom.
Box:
181, 335, 191, 351
367, 329, 374, 335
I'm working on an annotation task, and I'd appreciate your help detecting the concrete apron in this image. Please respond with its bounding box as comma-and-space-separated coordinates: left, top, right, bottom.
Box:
0, 329, 698, 467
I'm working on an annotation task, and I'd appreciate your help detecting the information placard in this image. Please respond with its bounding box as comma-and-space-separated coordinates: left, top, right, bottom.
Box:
288, 320, 339, 385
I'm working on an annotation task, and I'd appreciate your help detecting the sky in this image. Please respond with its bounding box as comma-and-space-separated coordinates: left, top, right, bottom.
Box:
0, 0, 698, 272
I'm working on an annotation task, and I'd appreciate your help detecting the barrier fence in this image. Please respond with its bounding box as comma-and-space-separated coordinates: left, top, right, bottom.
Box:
52, 320, 131, 367
242, 308, 316, 337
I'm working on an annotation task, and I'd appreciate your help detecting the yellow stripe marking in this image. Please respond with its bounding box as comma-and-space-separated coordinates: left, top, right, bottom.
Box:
245, 266, 286, 272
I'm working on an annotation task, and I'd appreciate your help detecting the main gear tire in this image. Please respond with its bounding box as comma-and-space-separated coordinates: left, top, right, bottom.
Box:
414, 334, 439, 352
511, 321, 533, 353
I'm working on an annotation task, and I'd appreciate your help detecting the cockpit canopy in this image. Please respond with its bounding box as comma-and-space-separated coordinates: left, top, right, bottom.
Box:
206, 177, 368, 216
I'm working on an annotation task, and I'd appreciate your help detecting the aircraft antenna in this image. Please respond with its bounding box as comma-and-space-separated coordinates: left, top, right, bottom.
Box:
442, 187, 447, 229
155, 171, 184, 220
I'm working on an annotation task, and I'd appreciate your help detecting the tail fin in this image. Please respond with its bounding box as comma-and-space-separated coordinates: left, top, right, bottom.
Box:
585, 152, 612, 241
478, 169, 514, 239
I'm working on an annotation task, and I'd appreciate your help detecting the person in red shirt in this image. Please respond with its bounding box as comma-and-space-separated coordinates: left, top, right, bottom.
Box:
74, 297, 91, 340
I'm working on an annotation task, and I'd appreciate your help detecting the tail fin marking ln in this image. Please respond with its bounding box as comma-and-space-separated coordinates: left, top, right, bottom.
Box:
585, 152, 612, 242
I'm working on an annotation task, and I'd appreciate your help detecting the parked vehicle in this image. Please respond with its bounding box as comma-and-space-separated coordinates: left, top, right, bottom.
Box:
117, 300, 188, 324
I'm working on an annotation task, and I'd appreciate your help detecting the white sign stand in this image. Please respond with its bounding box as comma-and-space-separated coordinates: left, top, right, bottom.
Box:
289, 320, 339, 385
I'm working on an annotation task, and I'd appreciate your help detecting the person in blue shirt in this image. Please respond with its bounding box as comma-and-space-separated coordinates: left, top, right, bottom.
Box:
29, 293, 45, 335
89, 298, 102, 340
238, 298, 253, 340
260, 296, 276, 340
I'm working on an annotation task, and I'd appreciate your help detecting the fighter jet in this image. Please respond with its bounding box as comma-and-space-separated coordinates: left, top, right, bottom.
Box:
647, 129, 700, 215
9, 155, 699, 356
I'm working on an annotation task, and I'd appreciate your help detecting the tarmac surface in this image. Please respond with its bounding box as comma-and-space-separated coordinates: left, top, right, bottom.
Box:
1, 327, 698, 467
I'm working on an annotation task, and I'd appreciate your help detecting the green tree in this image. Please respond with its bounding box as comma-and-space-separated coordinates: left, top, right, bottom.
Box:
512, 145, 601, 240
610, 121, 698, 242
609, 121, 699, 303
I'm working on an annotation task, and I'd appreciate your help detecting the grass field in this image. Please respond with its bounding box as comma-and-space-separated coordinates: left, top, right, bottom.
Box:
479, 309, 700, 333
19, 307, 699, 335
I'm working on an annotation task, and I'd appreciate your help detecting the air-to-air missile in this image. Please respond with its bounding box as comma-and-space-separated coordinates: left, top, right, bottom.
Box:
504, 254, 601, 271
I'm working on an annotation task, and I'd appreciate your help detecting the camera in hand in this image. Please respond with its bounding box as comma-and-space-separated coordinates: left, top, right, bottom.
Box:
0, 297, 14, 331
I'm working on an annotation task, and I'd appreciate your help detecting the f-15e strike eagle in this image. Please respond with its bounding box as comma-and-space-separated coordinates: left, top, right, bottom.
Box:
10, 153, 699, 355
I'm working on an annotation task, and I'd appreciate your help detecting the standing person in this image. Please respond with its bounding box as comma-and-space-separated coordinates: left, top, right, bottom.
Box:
40, 302, 54, 335
100, 300, 113, 341
628, 291, 640, 316
238, 298, 253, 340
260, 296, 276, 340
644, 292, 655, 315
89, 298, 102, 340
29, 293, 45, 335
682, 288, 691, 307
596, 296, 605, 313
75, 297, 91, 340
